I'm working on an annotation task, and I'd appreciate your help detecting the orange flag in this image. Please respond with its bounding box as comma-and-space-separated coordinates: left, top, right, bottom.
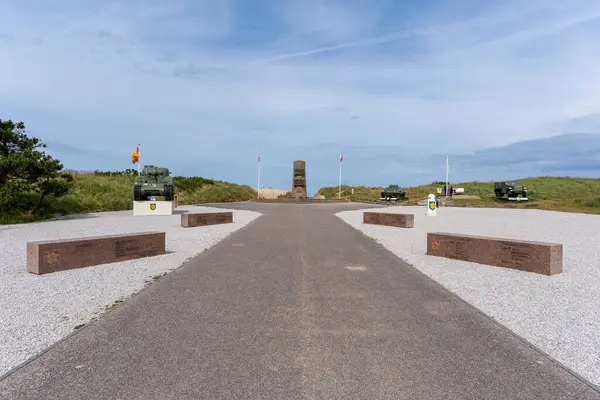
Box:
131, 145, 140, 164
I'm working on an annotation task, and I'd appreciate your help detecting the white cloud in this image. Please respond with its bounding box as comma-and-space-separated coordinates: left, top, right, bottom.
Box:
1, 0, 600, 190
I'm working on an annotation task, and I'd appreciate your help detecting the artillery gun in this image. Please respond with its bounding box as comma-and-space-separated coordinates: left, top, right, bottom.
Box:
494, 181, 528, 201
380, 184, 406, 201
133, 165, 175, 201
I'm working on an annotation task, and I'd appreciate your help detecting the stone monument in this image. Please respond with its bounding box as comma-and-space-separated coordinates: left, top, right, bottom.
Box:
181, 211, 234, 227
292, 160, 307, 199
427, 193, 437, 216
426, 232, 563, 275
363, 212, 414, 228
132, 165, 175, 216
27, 231, 166, 275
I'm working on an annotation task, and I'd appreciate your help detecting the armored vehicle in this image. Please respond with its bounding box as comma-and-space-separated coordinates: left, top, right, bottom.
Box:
133, 165, 175, 201
494, 181, 528, 200
380, 184, 406, 201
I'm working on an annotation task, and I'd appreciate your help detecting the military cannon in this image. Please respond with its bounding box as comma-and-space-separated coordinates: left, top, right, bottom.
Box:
133, 165, 175, 201
494, 181, 528, 201
380, 184, 406, 201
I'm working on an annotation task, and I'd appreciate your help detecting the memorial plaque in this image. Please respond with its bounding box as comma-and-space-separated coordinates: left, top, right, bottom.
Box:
426, 232, 562, 275
363, 212, 414, 228
432, 235, 471, 260
115, 237, 142, 258
181, 211, 233, 228
27, 231, 166, 275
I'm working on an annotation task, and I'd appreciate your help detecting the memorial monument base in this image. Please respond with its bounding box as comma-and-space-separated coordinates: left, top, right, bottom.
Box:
133, 200, 174, 216
363, 212, 414, 228
426, 232, 562, 275
27, 231, 166, 275
181, 212, 233, 227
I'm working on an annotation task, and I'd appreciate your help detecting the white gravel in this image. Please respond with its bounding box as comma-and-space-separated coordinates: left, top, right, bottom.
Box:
0, 205, 260, 377
337, 205, 600, 387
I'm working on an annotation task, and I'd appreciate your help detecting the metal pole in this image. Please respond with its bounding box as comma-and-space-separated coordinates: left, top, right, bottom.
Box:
338, 157, 342, 199
445, 153, 449, 199
257, 153, 261, 199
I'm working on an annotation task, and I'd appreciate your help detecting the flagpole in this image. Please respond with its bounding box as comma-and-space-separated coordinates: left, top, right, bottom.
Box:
338, 153, 342, 199
257, 152, 261, 199
137, 144, 141, 175
445, 153, 449, 199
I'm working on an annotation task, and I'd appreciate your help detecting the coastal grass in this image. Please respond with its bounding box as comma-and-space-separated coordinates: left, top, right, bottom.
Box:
1, 171, 256, 224
316, 176, 600, 214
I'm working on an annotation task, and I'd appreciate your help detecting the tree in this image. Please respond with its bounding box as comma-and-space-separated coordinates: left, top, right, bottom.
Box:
0, 119, 73, 213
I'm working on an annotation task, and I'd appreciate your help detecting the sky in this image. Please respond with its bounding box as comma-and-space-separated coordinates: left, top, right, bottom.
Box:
1, 0, 600, 195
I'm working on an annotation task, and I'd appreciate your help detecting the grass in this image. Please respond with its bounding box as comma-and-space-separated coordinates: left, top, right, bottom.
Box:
6, 172, 600, 222
1, 171, 257, 224
316, 176, 600, 215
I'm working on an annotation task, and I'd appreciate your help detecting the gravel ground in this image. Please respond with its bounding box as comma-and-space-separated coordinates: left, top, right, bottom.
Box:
337, 205, 600, 387
0, 205, 261, 377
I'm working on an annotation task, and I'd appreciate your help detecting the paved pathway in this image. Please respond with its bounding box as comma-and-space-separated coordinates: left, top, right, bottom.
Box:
1, 202, 599, 399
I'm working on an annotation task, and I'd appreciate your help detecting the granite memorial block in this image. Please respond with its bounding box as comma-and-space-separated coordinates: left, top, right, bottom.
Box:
181, 211, 233, 227
363, 212, 414, 228
27, 231, 166, 275
426, 232, 562, 275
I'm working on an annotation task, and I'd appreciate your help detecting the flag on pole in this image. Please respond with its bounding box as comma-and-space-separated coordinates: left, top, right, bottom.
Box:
338, 153, 343, 199
131, 145, 140, 164
257, 152, 261, 199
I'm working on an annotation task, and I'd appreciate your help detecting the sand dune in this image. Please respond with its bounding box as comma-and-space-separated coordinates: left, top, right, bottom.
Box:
255, 188, 291, 199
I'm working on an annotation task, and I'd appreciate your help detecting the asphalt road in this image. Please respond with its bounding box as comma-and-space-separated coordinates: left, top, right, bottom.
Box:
1, 202, 599, 399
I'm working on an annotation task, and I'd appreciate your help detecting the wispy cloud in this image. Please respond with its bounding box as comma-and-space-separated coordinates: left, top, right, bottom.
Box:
1, 0, 600, 193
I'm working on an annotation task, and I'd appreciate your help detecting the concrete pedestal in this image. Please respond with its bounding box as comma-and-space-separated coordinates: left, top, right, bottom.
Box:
133, 200, 174, 216
426, 194, 437, 216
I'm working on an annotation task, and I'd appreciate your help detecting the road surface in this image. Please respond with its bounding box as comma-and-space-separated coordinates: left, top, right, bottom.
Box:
1, 202, 598, 399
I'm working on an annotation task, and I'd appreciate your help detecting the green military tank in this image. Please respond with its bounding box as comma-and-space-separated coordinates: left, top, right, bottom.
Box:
133, 165, 175, 201
494, 181, 528, 201
380, 184, 406, 201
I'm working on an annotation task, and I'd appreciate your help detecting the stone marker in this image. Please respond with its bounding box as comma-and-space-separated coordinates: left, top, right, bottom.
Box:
363, 212, 414, 228
426, 232, 562, 275
27, 231, 166, 275
426, 194, 437, 216
181, 211, 233, 227
292, 160, 307, 199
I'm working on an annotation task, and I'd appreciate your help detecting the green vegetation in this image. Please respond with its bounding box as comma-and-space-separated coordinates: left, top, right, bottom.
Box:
1, 119, 74, 224
316, 176, 600, 214
1, 118, 256, 224
5, 117, 599, 222
172, 176, 255, 204
2, 170, 256, 224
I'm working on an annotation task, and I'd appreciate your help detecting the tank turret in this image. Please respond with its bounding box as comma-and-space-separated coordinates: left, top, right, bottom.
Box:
133, 164, 175, 201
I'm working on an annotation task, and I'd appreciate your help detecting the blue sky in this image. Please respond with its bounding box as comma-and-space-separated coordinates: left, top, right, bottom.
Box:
2, 0, 600, 195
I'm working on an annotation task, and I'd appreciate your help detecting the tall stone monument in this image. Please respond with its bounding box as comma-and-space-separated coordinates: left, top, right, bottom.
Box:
292, 160, 307, 199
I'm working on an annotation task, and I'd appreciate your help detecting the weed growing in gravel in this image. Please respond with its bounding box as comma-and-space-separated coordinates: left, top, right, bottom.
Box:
152, 272, 168, 281
105, 299, 124, 311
